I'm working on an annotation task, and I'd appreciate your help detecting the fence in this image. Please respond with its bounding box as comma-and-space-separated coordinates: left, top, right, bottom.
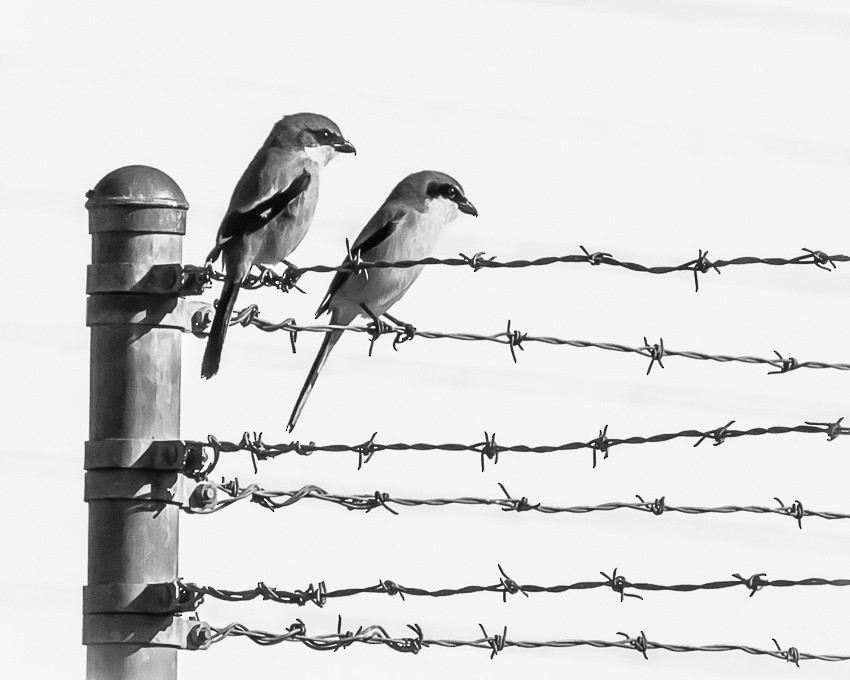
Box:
83, 165, 849, 679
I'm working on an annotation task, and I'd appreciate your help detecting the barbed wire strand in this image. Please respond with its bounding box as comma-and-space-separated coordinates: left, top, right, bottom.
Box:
188, 418, 847, 476
180, 568, 850, 607
193, 247, 845, 294
197, 306, 850, 375
185, 482, 835, 529
205, 618, 849, 664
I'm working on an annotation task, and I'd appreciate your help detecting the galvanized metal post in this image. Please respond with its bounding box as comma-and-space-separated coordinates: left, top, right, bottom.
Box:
84, 166, 191, 680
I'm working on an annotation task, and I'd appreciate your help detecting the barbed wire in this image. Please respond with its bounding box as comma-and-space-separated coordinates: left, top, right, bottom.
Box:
188, 418, 847, 476
185, 481, 840, 529
180, 566, 850, 607
205, 617, 849, 664
193, 246, 846, 294
194, 306, 850, 375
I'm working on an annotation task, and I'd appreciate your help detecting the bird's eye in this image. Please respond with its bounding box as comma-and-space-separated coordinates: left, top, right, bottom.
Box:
320, 130, 332, 140
446, 186, 458, 199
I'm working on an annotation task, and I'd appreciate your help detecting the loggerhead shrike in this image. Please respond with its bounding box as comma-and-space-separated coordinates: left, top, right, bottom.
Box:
201, 113, 355, 379
286, 170, 478, 431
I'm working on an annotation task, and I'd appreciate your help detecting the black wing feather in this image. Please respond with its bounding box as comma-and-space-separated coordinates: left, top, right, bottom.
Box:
219, 168, 312, 242
315, 213, 402, 318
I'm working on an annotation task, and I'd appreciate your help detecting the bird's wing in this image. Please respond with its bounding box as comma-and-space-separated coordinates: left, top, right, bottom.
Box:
315, 204, 407, 318
216, 167, 312, 247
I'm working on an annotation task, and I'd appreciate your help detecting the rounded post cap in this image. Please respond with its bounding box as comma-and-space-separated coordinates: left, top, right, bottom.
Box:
86, 165, 188, 210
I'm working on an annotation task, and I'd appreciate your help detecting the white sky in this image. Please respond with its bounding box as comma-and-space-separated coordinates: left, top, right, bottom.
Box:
3, 0, 850, 677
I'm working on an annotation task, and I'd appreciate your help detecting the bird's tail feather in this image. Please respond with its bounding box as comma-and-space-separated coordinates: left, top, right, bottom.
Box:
287, 310, 350, 432
201, 279, 239, 379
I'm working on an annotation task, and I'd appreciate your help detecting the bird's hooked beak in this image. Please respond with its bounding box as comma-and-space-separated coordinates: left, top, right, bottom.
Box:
457, 196, 478, 217
332, 138, 356, 155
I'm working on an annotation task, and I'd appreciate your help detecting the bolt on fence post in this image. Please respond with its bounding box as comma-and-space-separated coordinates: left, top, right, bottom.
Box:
84, 166, 188, 680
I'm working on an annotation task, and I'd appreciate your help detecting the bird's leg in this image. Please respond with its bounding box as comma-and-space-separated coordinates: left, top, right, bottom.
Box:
382, 311, 417, 351
361, 304, 391, 357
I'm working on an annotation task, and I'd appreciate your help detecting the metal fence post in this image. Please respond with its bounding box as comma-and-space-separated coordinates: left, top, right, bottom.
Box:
84, 166, 193, 680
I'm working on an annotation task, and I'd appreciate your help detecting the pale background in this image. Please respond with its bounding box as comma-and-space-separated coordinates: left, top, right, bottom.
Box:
3, 0, 850, 677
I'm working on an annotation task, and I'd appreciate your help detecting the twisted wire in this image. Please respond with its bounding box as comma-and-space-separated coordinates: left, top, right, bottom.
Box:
185, 481, 844, 529
193, 246, 845, 294
180, 568, 850, 607
190, 418, 848, 474
204, 307, 850, 375
205, 618, 850, 664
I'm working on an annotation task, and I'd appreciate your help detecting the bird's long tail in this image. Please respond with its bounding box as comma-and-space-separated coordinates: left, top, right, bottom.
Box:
287, 310, 350, 432
201, 279, 239, 379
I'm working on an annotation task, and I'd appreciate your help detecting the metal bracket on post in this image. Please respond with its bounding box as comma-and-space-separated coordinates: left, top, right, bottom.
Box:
83, 615, 212, 650
84, 439, 209, 476
83, 582, 203, 615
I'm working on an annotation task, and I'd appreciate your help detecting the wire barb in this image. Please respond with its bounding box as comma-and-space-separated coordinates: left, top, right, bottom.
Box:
801, 248, 837, 272
768, 350, 800, 375
497, 564, 528, 602
691, 249, 721, 292
774, 497, 805, 529
773, 638, 801, 667
579, 245, 613, 266
693, 420, 736, 448
505, 320, 526, 363
636, 494, 666, 516
643, 337, 665, 375
732, 572, 768, 597
478, 431, 501, 471
589, 425, 611, 468
601, 568, 644, 602
459, 251, 497, 271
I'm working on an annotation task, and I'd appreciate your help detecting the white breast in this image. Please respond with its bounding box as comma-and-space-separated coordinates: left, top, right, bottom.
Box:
301, 146, 337, 167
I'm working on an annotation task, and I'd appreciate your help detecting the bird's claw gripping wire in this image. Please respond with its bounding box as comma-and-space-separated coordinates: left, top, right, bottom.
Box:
459, 251, 496, 271
360, 304, 391, 356
277, 260, 306, 294
692, 249, 721, 292
580, 245, 612, 266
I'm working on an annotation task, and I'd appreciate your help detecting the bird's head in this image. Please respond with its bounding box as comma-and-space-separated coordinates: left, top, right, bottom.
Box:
393, 170, 478, 220
269, 113, 356, 165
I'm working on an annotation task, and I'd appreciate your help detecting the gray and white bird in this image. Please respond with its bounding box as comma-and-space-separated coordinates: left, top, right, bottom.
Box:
201, 113, 355, 379
286, 170, 478, 431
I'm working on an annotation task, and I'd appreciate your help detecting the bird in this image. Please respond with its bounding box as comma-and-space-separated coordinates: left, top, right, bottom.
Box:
286, 170, 478, 432
201, 113, 355, 379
